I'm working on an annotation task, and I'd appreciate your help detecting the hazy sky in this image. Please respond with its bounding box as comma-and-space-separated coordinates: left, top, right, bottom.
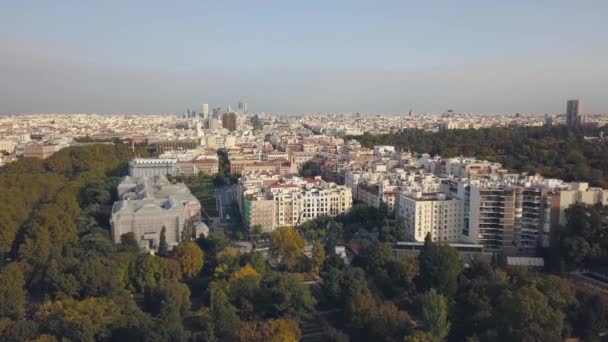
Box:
1, 0, 607, 114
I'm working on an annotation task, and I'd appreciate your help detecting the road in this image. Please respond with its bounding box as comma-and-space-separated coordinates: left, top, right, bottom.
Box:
213, 184, 239, 232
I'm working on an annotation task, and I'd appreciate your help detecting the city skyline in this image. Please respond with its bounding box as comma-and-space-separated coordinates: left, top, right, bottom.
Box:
1, 1, 608, 114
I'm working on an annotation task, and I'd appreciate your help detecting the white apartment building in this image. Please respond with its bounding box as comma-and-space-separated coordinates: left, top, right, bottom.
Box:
0, 140, 17, 154
397, 191, 464, 242
239, 175, 352, 230
128, 158, 178, 178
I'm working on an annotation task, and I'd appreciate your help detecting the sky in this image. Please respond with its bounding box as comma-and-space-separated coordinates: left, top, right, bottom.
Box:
1, 0, 607, 114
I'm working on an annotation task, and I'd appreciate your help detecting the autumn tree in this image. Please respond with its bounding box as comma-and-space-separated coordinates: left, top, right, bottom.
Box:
36, 297, 124, 342
172, 241, 204, 279
236, 317, 301, 342
311, 240, 326, 278
229, 264, 262, 300
270, 227, 305, 270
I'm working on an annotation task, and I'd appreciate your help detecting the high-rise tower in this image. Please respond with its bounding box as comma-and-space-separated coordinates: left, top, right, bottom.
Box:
566, 99, 585, 127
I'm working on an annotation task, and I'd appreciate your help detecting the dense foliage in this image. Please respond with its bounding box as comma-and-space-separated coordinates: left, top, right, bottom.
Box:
351, 126, 608, 187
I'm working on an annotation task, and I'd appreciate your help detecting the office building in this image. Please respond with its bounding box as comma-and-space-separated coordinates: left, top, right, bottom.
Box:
202, 104, 209, 118
566, 99, 586, 127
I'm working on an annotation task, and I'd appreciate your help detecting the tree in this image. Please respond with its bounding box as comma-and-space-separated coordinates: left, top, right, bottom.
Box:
311, 240, 326, 278
36, 297, 124, 342
0, 319, 40, 342
128, 254, 168, 292
418, 233, 463, 297
404, 331, 437, 342
270, 227, 306, 270
320, 266, 345, 307
229, 264, 262, 301
0, 263, 26, 319
144, 280, 191, 324
420, 289, 451, 341
261, 318, 301, 342
255, 273, 316, 319
494, 286, 563, 341
212, 291, 240, 340
173, 241, 204, 279
236, 318, 301, 342
75, 257, 122, 298
158, 227, 168, 257
120, 232, 140, 250
573, 292, 608, 341
536, 275, 576, 312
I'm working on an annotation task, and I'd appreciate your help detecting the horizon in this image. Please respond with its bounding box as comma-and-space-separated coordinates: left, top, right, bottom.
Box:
2, 1, 608, 114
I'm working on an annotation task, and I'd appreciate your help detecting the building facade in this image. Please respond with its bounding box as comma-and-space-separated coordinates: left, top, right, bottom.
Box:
397, 191, 464, 242
129, 158, 178, 178
111, 175, 203, 252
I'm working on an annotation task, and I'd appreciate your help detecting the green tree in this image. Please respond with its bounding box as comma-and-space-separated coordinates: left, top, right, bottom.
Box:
158, 227, 168, 257
128, 254, 168, 292
145, 280, 191, 324
212, 290, 240, 340
495, 285, 563, 341
75, 257, 122, 298
573, 292, 608, 341
270, 227, 306, 270
120, 232, 140, 250
173, 241, 204, 279
418, 233, 463, 297
420, 289, 451, 341
0, 263, 26, 319
255, 273, 315, 319
0, 319, 40, 342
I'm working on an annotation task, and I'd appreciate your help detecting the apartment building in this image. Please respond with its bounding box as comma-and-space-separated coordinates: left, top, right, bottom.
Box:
468, 185, 517, 255
0, 140, 17, 154
397, 191, 464, 242
239, 175, 352, 231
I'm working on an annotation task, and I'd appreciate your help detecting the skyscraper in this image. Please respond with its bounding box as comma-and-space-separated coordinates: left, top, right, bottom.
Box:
237, 100, 248, 114
566, 99, 585, 127
222, 112, 238, 131
202, 104, 209, 118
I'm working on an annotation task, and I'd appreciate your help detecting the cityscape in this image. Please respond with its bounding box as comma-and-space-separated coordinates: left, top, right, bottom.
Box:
1, 2, 608, 342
